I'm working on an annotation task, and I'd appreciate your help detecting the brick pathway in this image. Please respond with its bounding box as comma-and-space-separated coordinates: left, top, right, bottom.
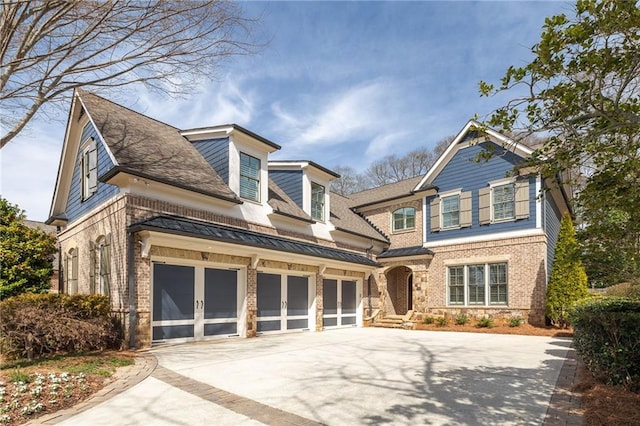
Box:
543, 345, 584, 425
152, 365, 322, 426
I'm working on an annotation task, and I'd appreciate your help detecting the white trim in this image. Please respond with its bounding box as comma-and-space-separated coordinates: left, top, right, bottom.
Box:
413, 119, 536, 192
489, 178, 516, 223
77, 96, 119, 167
439, 189, 463, 230
422, 196, 428, 244
424, 228, 545, 248
535, 176, 542, 229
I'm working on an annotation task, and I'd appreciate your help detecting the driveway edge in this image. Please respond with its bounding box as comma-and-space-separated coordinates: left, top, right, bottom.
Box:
543, 344, 583, 425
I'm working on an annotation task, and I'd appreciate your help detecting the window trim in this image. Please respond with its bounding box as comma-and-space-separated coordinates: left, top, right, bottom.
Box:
80, 137, 97, 201
447, 262, 508, 306
310, 181, 325, 221
392, 206, 416, 232
239, 152, 261, 202
440, 189, 461, 230
490, 178, 516, 223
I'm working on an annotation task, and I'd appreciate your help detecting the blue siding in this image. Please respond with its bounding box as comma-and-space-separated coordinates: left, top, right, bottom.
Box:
544, 192, 562, 277
192, 138, 229, 183
426, 142, 536, 242
65, 122, 118, 222
270, 170, 303, 208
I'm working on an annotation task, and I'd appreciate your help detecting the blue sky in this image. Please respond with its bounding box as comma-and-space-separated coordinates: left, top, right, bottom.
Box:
0, 1, 571, 221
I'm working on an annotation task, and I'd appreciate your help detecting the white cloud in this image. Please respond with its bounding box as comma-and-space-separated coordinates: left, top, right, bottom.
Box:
0, 128, 63, 221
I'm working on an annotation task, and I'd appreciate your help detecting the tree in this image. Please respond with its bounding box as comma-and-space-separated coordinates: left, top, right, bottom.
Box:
0, 197, 57, 298
365, 147, 438, 187
546, 213, 589, 328
330, 165, 370, 196
0, 1, 258, 148
479, 0, 640, 285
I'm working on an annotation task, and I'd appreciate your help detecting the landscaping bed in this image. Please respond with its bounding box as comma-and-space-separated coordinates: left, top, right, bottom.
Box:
413, 318, 573, 337
0, 351, 135, 426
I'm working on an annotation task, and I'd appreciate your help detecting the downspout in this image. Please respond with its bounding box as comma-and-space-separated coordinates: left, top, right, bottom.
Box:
56, 226, 63, 294
127, 231, 137, 349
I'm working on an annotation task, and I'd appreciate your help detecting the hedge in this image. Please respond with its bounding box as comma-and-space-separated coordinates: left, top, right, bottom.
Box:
569, 297, 640, 390
0, 293, 120, 360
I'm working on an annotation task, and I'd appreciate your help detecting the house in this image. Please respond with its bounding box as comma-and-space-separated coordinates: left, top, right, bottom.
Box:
47, 90, 567, 348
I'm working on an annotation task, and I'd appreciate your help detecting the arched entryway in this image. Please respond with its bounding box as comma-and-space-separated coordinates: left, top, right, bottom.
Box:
384, 266, 413, 315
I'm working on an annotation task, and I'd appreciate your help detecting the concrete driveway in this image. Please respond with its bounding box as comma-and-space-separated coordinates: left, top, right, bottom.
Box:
59, 328, 571, 425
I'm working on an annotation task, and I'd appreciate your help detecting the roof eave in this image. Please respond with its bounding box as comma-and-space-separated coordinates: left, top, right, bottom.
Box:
100, 167, 243, 205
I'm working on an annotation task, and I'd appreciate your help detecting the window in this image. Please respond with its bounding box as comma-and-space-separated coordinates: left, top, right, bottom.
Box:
493, 183, 515, 221
468, 265, 485, 305
447, 262, 508, 306
392, 207, 415, 232
448, 266, 465, 305
490, 263, 507, 304
66, 248, 78, 294
441, 195, 460, 228
311, 182, 325, 221
240, 152, 260, 201
81, 138, 98, 200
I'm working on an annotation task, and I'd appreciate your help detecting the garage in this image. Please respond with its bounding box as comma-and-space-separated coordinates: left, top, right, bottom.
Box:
322, 278, 359, 328
256, 272, 315, 333
151, 262, 245, 342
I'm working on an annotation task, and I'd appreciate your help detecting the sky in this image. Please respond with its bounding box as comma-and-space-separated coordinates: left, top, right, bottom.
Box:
0, 1, 572, 221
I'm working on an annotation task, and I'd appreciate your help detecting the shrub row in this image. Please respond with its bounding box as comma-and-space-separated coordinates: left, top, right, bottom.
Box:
0, 293, 120, 360
569, 297, 640, 391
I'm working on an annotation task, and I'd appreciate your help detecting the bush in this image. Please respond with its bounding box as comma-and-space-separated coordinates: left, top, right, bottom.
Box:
454, 313, 470, 325
476, 317, 494, 328
0, 293, 120, 360
422, 316, 435, 325
569, 297, 640, 390
605, 282, 640, 300
435, 316, 448, 327
546, 213, 589, 328
508, 317, 524, 327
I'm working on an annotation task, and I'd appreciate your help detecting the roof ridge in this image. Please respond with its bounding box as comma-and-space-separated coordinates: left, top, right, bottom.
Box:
349, 175, 423, 196
76, 88, 181, 131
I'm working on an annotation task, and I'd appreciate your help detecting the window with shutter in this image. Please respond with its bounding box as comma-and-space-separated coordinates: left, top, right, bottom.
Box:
81, 138, 98, 200
240, 152, 260, 201
441, 195, 460, 228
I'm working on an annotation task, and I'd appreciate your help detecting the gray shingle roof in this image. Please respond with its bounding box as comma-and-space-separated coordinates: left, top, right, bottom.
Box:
349, 176, 434, 208
377, 246, 433, 259
130, 215, 380, 267
268, 179, 314, 223
78, 90, 240, 203
330, 192, 389, 242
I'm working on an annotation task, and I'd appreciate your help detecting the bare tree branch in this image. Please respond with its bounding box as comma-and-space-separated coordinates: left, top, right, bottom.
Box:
0, 0, 261, 148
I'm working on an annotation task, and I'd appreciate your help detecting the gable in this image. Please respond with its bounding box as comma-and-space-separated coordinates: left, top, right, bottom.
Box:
64, 121, 119, 222
431, 141, 524, 192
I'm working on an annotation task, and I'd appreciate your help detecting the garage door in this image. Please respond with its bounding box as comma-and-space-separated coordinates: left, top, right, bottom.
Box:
323, 278, 357, 327
257, 272, 311, 333
152, 263, 240, 342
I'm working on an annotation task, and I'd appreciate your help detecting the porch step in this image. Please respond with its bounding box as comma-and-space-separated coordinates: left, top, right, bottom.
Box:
370, 311, 416, 330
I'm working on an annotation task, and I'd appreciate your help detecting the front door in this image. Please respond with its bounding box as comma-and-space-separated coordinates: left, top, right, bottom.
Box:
256, 272, 310, 333
322, 278, 357, 327
152, 263, 240, 342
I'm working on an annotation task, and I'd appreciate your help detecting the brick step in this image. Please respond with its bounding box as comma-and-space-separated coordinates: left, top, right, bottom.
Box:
376, 318, 403, 324
370, 322, 403, 329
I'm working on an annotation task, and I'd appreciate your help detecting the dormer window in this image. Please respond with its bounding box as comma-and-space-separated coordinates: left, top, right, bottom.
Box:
392, 207, 415, 232
81, 138, 98, 200
240, 152, 261, 202
311, 182, 325, 221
